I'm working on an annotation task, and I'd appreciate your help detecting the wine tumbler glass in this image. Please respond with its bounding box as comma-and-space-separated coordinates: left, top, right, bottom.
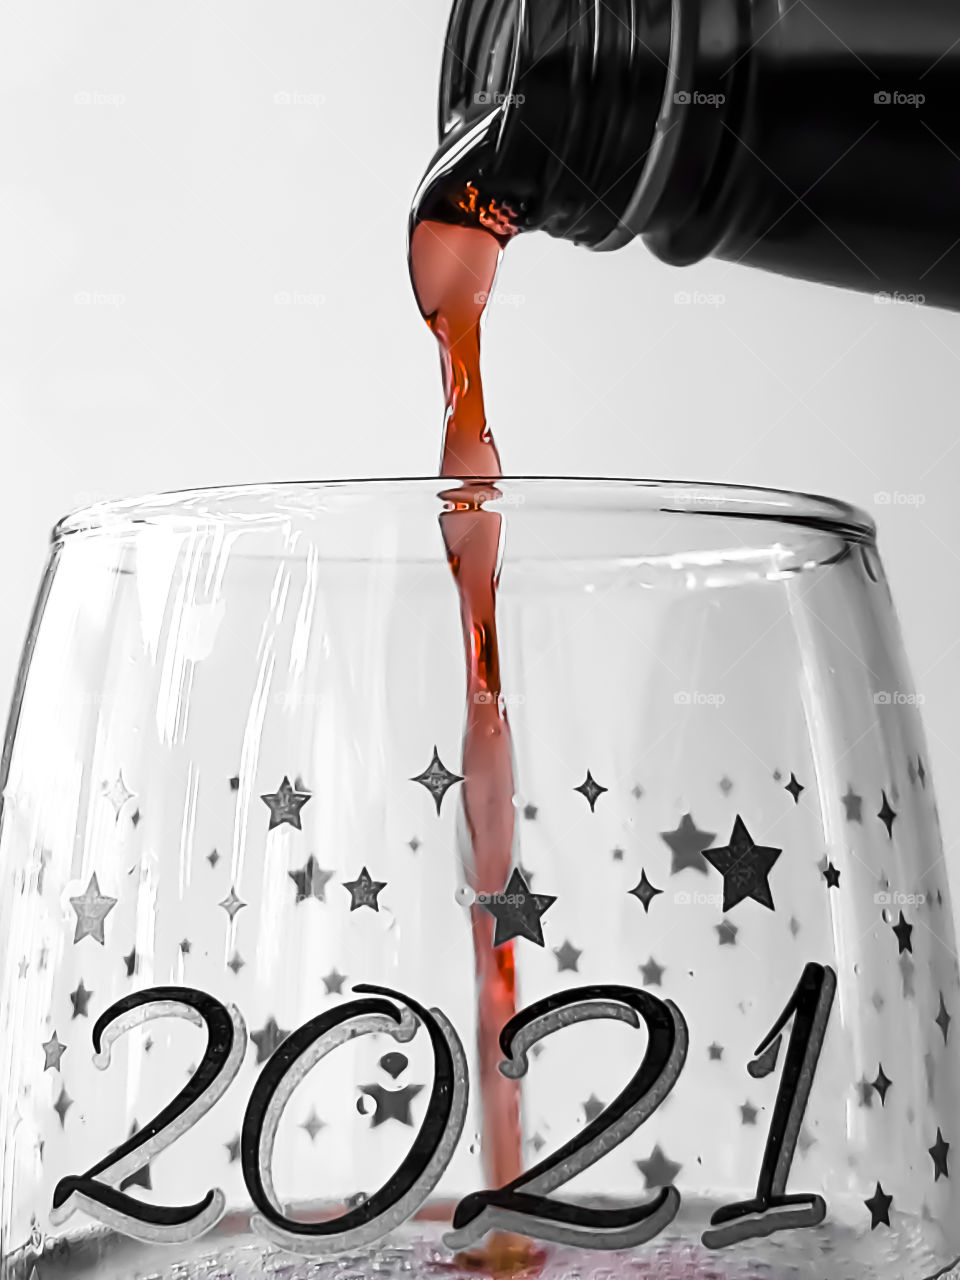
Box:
0, 478, 957, 1280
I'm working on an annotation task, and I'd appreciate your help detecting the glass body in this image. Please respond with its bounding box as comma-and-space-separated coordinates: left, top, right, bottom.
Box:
0, 478, 957, 1280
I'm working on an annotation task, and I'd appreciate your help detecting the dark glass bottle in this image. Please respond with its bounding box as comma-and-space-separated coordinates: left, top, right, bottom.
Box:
414, 0, 960, 308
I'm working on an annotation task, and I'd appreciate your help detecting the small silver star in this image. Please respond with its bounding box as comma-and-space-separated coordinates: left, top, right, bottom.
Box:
660, 814, 716, 876
636, 1144, 682, 1188
343, 867, 387, 912
179, 938, 192, 956
260, 776, 311, 831
523, 803, 538, 820
410, 747, 463, 814
101, 771, 135, 818
842, 785, 863, 822
574, 770, 607, 812
630, 870, 663, 913
708, 1042, 724, 1061
69, 874, 117, 946
42, 1032, 66, 1072
227, 951, 245, 975
407, 836, 421, 852
716, 919, 739, 946
219, 887, 246, 923
251, 1017, 290, 1065
322, 968, 347, 994
553, 940, 582, 972
640, 956, 665, 986
70, 979, 93, 1018
740, 1101, 759, 1125
207, 849, 220, 868
301, 1108, 326, 1142
789, 915, 802, 938
718, 776, 734, 795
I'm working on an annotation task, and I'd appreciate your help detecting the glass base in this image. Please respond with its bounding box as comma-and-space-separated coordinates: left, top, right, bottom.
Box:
13, 1202, 959, 1280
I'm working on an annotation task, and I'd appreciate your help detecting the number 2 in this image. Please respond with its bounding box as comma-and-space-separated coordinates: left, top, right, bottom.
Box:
51, 987, 247, 1244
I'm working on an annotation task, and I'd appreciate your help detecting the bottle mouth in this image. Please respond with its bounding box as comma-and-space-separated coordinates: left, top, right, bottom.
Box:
430, 0, 672, 246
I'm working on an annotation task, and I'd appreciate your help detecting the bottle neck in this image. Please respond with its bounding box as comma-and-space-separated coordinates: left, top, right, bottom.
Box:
432, 0, 680, 248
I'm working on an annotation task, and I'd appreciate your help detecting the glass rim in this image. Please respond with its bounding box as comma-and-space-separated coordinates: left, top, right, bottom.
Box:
53, 475, 876, 542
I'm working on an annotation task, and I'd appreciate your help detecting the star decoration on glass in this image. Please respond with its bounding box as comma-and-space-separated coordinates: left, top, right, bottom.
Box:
229, 775, 240, 792
856, 1077, 875, 1109
636, 1145, 682, 1188
719, 776, 734, 796
70, 980, 93, 1019
553, 940, 582, 972
42, 1032, 66, 1072
343, 867, 387, 912
227, 951, 245, 976
123, 948, 137, 978
101, 771, 135, 818
629, 870, 663, 913
640, 956, 665, 987
219, 887, 246, 923
704, 816, 781, 912
930, 1129, 950, 1181
877, 791, 897, 838
358, 1082, 423, 1127
936, 993, 951, 1044
301, 1109, 326, 1142
740, 1101, 758, 1125
288, 855, 334, 905
660, 814, 716, 876
715, 919, 738, 946
784, 772, 804, 804
225, 1135, 241, 1163
69, 874, 117, 946
17, 958, 28, 978
841, 785, 863, 822
708, 1042, 724, 1062
612, 847, 625, 862
207, 849, 220, 869
788, 916, 801, 938
323, 968, 347, 995
407, 837, 421, 853
900, 953, 916, 997
478, 868, 555, 948
251, 1017, 290, 1065
179, 939, 192, 956
583, 1094, 605, 1123
631, 784, 644, 800
523, 803, 538, 821
574, 770, 608, 812
823, 861, 841, 889
797, 1127, 816, 1155
892, 911, 913, 955
872, 1065, 892, 1105
119, 1122, 152, 1193
53, 1085, 73, 1128
261, 776, 311, 831
917, 756, 927, 787
410, 747, 463, 815
865, 1182, 892, 1229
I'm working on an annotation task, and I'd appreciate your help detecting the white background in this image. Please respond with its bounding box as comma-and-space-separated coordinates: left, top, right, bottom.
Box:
1, 0, 959, 855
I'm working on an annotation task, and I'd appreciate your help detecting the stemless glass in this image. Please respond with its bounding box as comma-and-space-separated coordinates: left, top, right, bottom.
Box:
0, 478, 957, 1280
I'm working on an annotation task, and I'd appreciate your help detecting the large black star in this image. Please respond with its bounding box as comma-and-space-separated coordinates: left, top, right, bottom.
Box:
865, 1182, 892, 1229
660, 814, 716, 876
574, 771, 608, 812
288, 855, 334, 904
892, 911, 913, 955
704, 816, 781, 912
629, 870, 663, 913
358, 1082, 423, 1127
410, 747, 463, 815
251, 1017, 290, 1065
342, 867, 387, 912
479, 868, 555, 948
930, 1129, 950, 1181
260, 776, 311, 831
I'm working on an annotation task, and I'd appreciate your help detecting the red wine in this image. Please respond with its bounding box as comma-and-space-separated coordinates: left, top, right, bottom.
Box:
410, 201, 535, 1268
